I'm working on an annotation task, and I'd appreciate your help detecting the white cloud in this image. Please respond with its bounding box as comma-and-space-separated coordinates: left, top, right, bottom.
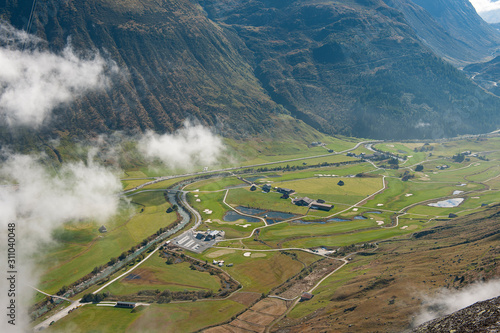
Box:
138, 121, 225, 170
0, 153, 123, 331
470, 0, 500, 13
0, 22, 119, 127
414, 280, 500, 327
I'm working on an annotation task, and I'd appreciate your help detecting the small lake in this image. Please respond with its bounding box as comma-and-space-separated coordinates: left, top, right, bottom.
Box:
365, 211, 382, 214
354, 215, 368, 220
428, 198, 464, 208
236, 206, 266, 215
263, 211, 295, 219
245, 176, 264, 182
328, 218, 350, 222
223, 211, 261, 223
296, 221, 326, 224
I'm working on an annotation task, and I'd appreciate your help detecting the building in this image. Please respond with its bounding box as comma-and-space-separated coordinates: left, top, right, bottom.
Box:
277, 187, 295, 195
195, 233, 205, 240
300, 292, 314, 301
310, 202, 333, 211
292, 197, 315, 206
116, 301, 136, 308
262, 184, 272, 192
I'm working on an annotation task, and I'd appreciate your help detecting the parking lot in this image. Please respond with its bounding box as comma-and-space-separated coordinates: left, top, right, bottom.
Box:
172, 230, 219, 253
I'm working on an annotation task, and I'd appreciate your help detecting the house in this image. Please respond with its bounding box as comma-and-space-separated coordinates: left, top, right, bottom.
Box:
310, 202, 333, 211
300, 293, 314, 301
277, 187, 295, 195
292, 197, 315, 206
337, 180, 345, 186
116, 301, 136, 309
262, 184, 272, 192
98, 225, 107, 233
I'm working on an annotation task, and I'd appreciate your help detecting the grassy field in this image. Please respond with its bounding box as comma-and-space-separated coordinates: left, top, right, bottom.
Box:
45, 300, 246, 333
184, 176, 245, 191
126, 300, 246, 332
192, 249, 311, 293
272, 176, 383, 205
103, 253, 221, 295
45, 305, 142, 332
36, 191, 178, 294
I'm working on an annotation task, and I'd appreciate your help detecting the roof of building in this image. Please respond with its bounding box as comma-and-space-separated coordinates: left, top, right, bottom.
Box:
301, 292, 314, 300
311, 202, 333, 209
293, 197, 315, 205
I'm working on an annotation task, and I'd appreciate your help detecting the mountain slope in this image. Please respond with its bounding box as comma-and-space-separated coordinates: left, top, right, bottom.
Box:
412, 296, 500, 332
0, 0, 280, 138
384, 0, 500, 64
1, 0, 500, 141
201, 0, 500, 138
463, 56, 500, 97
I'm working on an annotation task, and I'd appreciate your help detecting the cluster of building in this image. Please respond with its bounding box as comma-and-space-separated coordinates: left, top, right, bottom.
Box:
436, 165, 450, 170
195, 230, 223, 241
256, 184, 334, 211
292, 197, 333, 211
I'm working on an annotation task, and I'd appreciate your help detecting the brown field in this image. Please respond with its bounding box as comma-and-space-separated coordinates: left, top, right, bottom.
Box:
228, 292, 262, 306
205, 298, 288, 333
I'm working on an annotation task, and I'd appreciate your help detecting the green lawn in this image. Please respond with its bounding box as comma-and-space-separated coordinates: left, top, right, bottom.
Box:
45, 305, 142, 333
103, 253, 220, 295
37, 191, 178, 294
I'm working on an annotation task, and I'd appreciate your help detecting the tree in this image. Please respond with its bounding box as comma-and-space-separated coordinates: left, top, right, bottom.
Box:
415, 165, 424, 172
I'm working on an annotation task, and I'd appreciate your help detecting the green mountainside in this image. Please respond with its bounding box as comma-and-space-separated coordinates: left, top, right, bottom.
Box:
384, 0, 500, 64
463, 56, 500, 97
200, 0, 500, 138
1, 0, 500, 141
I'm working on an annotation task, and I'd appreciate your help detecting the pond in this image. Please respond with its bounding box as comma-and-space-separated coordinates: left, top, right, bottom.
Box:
354, 215, 368, 220
428, 198, 464, 208
263, 211, 295, 219
236, 206, 266, 215
328, 218, 350, 222
365, 211, 382, 214
297, 221, 326, 224
223, 211, 261, 223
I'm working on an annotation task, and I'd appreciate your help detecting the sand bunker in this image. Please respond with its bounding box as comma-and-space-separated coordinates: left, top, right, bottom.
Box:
203, 209, 213, 214
205, 219, 212, 223
401, 226, 408, 230
241, 224, 251, 228
196, 199, 201, 202
405, 193, 413, 197
376, 221, 384, 225
243, 252, 251, 257
377, 203, 384, 206
453, 190, 464, 195
194, 194, 199, 197
352, 208, 358, 212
